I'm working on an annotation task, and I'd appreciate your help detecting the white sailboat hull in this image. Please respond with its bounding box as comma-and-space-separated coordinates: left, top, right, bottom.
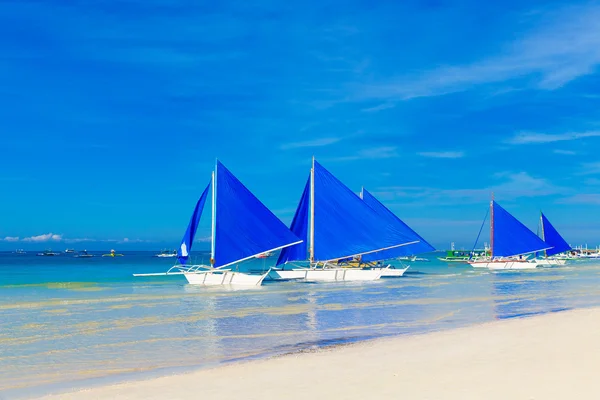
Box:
529, 258, 567, 266
376, 266, 409, 277
303, 268, 383, 282
468, 261, 537, 270
268, 269, 309, 280
184, 270, 267, 286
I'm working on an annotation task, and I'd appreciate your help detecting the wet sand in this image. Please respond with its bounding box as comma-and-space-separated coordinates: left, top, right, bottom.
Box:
34, 307, 600, 400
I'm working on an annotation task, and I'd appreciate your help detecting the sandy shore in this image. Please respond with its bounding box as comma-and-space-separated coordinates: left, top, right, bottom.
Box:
35, 307, 600, 400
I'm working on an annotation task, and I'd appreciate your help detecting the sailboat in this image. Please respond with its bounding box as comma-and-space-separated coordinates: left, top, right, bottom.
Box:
356, 188, 435, 277
134, 160, 302, 286
269, 159, 419, 282
468, 199, 552, 270
529, 213, 570, 266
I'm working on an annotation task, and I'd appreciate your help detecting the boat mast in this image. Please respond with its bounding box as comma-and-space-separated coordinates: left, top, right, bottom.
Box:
490, 192, 494, 259
210, 164, 217, 266
540, 211, 546, 258
309, 156, 315, 263
360, 186, 364, 199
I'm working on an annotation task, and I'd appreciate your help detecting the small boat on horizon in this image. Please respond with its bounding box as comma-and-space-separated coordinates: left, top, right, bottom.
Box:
75, 250, 94, 258
64, 249, 75, 253
154, 249, 177, 258
102, 249, 124, 257
37, 249, 61, 256
14, 249, 26, 254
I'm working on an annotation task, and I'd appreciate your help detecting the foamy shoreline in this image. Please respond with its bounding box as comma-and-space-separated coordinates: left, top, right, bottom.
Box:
32, 307, 600, 400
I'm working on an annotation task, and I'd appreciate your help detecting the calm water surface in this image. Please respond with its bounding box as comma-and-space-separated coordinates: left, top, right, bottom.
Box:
2, 251, 600, 398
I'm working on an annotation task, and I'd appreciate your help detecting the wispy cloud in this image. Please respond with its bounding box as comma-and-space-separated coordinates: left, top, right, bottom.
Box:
506, 131, 600, 145
418, 151, 465, 159
328, 146, 398, 162
373, 171, 565, 205
579, 162, 600, 175
361, 102, 395, 113
1, 236, 20, 242
280, 138, 341, 150
553, 149, 577, 155
354, 4, 600, 100
559, 194, 600, 205
22, 233, 63, 242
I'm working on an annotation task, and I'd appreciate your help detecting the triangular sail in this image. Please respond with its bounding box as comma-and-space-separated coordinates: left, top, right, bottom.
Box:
311, 160, 417, 261
493, 201, 551, 257
177, 181, 211, 265
276, 177, 310, 266
360, 188, 434, 262
541, 213, 570, 256
213, 161, 302, 268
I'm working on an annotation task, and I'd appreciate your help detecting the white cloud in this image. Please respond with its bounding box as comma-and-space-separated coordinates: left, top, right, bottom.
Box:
280, 137, 341, 150
354, 4, 600, 100
418, 151, 465, 159
1, 236, 20, 242
328, 146, 398, 162
506, 131, 600, 145
22, 233, 63, 242
559, 194, 600, 205
579, 162, 600, 175
361, 102, 396, 113
553, 149, 577, 155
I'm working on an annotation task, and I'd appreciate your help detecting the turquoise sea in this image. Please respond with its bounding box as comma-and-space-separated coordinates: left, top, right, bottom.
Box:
2, 251, 600, 399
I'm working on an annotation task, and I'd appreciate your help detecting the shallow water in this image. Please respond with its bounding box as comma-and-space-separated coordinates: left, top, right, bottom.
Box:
1, 251, 600, 398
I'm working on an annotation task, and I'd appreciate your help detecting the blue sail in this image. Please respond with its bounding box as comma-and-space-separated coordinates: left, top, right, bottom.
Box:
276, 177, 310, 266
213, 161, 302, 268
177, 181, 211, 265
312, 160, 417, 261
361, 188, 434, 262
541, 213, 571, 256
493, 201, 550, 257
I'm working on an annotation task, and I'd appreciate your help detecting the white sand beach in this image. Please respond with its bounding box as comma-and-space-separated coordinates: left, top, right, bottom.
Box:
35, 307, 600, 400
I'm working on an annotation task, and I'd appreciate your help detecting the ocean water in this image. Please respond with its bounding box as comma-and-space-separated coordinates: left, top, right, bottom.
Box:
2, 251, 600, 399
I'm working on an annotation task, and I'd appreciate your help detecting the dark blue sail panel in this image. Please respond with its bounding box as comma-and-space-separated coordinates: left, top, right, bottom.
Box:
177, 181, 211, 265
361, 188, 434, 262
276, 177, 310, 266
313, 161, 416, 261
541, 213, 571, 256
493, 201, 550, 257
214, 161, 302, 268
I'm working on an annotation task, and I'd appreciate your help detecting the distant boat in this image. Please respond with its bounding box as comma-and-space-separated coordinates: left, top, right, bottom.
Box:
102, 249, 124, 257
134, 160, 302, 286
37, 249, 60, 256
438, 243, 489, 262
65, 249, 75, 253
270, 159, 419, 282
154, 249, 177, 258
14, 249, 26, 254
75, 250, 94, 258
255, 251, 273, 259
468, 198, 551, 270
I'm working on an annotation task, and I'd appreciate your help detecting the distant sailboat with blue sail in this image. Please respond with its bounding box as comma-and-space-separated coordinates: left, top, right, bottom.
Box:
468, 198, 552, 270
530, 213, 571, 266
356, 188, 435, 277
135, 160, 302, 286
269, 158, 419, 282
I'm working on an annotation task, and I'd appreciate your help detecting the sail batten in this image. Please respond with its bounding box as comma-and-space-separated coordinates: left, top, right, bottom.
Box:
493, 201, 551, 257
177, 181, 211, 265
361, 188, 434, 262
541, 213, 571, 256
213, 161, 302, 268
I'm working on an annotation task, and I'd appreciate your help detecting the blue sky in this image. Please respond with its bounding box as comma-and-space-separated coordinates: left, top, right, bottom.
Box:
2, 0, 600, 250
